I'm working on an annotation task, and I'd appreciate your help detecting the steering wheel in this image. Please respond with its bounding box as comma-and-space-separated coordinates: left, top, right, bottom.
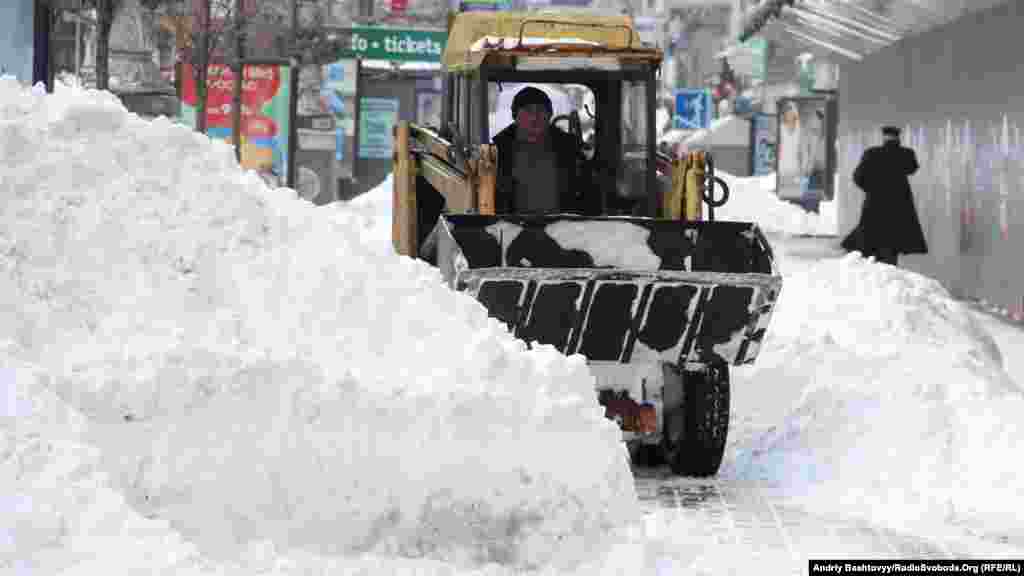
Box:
552, 111, 582, 148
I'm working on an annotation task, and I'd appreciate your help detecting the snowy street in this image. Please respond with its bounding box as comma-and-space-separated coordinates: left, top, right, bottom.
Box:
625, 233, 1024, 574
3, 80, 1024, 575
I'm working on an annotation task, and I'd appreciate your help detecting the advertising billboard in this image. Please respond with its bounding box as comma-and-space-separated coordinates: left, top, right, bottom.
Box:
180, 63, 292, 185
751, 113, 776, 177
359, 97, 400, 159
776, 97, 837, 205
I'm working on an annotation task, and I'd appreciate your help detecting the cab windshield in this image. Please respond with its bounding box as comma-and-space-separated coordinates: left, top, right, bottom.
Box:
470, 65, 660, 216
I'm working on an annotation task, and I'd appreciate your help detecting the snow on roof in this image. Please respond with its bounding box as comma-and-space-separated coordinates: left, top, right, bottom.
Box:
469, 35, 602, 52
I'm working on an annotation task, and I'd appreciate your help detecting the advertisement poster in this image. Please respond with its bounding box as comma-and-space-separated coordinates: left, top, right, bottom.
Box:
298, 59, 358, 164
359, 98, 400, 159
776, 97, 830, 203
416, 92, 441, 129
751, 113, 777, 176
180, 63, 291, 185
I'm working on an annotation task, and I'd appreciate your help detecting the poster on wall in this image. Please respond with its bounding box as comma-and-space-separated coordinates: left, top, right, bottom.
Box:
297, 59, 358, 167
751, 113, 776, 176
776, 97, 835, 204
359, 98, 400, 159
180, 63, 291, 186
416, 92, 442, 129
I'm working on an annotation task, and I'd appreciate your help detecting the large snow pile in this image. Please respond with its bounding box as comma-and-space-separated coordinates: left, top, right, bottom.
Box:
728, 251, 1024, 540
0, 355, 207, 574
0, 78, 637, 571
345, 172, 394, 255
714, 171, 838, 237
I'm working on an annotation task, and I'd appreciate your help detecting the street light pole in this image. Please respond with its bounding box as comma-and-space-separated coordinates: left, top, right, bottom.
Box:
286, 0, 299, 189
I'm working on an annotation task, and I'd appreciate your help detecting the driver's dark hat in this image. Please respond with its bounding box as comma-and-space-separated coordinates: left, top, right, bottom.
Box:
881, 125, 902, 137
512, 86, 553, 117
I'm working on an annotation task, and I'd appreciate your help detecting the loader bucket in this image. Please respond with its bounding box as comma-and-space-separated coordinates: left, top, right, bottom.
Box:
429, 214, 782, 367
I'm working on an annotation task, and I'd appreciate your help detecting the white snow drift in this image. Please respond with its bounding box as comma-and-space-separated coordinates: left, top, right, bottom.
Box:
0, 78, 636, 572
727, 251, 1024, 540
5, 74, 1024, 574
714, 171, 838, 237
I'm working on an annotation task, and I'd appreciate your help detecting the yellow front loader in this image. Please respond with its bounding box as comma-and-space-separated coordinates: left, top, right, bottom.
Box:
390, 11, 781, 477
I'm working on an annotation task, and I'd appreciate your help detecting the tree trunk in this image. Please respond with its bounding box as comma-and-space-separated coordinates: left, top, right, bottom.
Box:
195, 0, 210, 134
96, 0, 111, 91
232, 0, 244, 162
196, 56, 208, 133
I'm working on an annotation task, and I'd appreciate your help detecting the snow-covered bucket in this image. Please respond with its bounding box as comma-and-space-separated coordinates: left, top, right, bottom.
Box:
425, 214, 783, 368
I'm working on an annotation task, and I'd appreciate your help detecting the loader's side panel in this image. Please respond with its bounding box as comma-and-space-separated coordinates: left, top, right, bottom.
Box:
476, 280, 524, 328
697, 286, 754, 350
519, 282, 584, 351
577, 282, 638, 361
636, 284, 699, 352
465, 273, 778, 366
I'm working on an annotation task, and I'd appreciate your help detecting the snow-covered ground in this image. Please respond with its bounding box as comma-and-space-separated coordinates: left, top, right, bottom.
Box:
713, 171, 838, 237
4, 79, 1023, 574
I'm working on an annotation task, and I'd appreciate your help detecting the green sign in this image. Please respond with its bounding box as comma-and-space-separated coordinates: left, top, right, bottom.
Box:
346, 27, 446, 63
744, 38, 767, 84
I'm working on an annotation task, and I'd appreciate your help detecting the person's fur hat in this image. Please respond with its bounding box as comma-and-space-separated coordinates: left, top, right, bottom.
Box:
512, 86, 553, 117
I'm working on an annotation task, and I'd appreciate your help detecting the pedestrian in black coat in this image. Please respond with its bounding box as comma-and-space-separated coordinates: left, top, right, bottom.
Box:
840, 126, 928, 265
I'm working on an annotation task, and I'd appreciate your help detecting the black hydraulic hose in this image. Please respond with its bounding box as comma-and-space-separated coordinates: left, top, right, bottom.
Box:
702, 154, 730, 221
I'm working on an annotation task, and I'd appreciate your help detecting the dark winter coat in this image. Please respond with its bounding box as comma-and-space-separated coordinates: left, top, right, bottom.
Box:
841, 141, 928, 256
492, 123, 581, 214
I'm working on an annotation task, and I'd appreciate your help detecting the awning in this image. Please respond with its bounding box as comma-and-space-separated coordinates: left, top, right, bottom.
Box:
736, 0, 1008, 62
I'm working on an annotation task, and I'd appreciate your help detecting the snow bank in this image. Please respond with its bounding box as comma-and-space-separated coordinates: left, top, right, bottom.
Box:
714, 170, 837, 237
0, 78, 636, 570
345, 173, 394, 255
729, 252, 1024, 539
0, 353, 205, 575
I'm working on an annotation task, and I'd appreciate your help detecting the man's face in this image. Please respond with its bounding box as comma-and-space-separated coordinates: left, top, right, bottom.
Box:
515, 103, 550, 144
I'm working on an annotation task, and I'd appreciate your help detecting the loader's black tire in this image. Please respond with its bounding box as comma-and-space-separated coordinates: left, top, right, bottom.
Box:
662, 362, 730, 477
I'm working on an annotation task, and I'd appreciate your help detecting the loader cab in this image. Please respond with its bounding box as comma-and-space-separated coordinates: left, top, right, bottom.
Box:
439, 62, 666, 217
394, 12, 676, 256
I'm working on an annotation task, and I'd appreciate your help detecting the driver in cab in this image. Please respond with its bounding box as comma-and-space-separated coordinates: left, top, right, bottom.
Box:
492, 86, 581, 214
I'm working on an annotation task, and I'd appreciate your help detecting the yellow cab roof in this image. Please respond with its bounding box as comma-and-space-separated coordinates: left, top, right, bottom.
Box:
442, 11, 662, 72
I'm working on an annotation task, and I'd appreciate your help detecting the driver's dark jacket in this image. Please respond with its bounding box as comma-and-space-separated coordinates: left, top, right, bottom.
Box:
492, 124, 580, 214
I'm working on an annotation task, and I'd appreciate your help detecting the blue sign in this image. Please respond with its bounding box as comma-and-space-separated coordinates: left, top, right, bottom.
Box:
674, 89, 712, 130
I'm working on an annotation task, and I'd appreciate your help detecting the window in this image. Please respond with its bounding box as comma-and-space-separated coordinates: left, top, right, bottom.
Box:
618, 78, 655, 212
487, 82, 594, 142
